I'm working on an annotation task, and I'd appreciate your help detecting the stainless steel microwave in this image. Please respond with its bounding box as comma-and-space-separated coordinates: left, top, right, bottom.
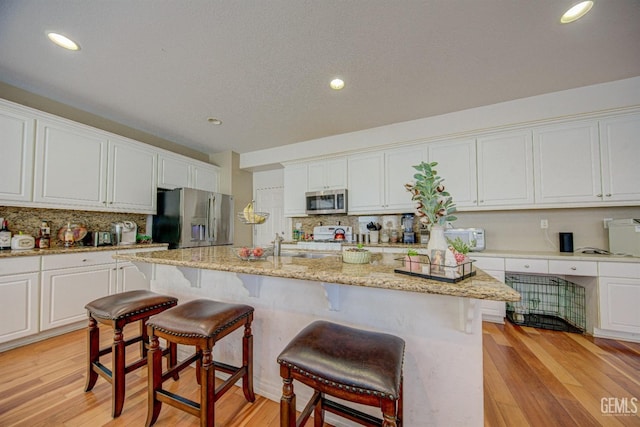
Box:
305, 189, 347, 215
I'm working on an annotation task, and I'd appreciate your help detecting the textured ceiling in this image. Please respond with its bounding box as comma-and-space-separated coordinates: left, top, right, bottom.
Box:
0, 0, 639, 155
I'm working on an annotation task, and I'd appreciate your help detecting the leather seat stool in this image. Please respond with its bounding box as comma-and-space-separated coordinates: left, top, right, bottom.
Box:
145, 298, 255, 427
84, 290, 178, 417
278, 320, 405, 427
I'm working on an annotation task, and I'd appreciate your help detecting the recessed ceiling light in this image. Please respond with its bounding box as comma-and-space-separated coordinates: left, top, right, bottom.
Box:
47, 32, 80, 51
330, 78, 345, 90
207, 117, 222, 125
560, 1, 594, 24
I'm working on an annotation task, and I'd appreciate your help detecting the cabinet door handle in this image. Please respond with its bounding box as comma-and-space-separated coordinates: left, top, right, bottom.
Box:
596, 193, 602, 197
605, 193, 611, 197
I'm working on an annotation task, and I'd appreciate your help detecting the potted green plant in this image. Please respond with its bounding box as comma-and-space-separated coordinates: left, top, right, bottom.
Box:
403, 248, 423, 272
404, 161, 457, 228
405, 161, 458, 274
342, 244, 371, 264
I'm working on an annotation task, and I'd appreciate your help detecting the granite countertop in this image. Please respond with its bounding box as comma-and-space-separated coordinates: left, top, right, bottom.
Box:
0, 243, 168, 258
297, 242, 640, 263
115, 246, 521, 302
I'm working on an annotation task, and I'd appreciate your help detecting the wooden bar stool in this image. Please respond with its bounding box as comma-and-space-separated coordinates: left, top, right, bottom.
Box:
84, 290, 178, 417
145, 298, 255, 427
278, 320, 405, 427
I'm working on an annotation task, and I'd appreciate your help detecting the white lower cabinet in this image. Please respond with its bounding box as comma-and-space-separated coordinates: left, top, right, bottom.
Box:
40, 252, 116, 331
597, 262, 640, 336
472, 257, 506, 323
0, 256, 41, 344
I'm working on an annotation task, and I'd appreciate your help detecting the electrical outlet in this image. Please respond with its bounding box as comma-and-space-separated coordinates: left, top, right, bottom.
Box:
603, 218, 613, 229
540, 219, 549, 229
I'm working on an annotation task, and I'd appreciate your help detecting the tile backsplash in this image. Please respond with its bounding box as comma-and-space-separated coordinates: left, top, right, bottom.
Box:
0, 206, 147, 247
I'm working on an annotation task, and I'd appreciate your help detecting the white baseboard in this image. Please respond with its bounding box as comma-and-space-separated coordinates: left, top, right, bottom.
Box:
593, 327, 640, 343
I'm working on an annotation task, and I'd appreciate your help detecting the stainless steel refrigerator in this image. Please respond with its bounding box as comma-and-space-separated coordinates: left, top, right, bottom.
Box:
153, 188, 234, 249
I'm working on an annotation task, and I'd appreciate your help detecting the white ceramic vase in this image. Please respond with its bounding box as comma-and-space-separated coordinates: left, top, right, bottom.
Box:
427, 225, 457, 276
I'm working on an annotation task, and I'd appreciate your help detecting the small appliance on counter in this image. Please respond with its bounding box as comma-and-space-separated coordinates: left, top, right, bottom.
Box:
608, 219, 640, 256
401, 214, 415, 244
111, 221, 137, 245
93, 231, 113, 246
11, 233, 35, 250
443, 228, 485, 252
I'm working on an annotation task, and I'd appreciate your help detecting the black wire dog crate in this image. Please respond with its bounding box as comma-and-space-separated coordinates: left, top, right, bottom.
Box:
505, 273, 586, 333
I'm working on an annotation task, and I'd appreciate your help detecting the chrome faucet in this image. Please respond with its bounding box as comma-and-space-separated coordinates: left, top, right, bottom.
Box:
273, 232, 284, 256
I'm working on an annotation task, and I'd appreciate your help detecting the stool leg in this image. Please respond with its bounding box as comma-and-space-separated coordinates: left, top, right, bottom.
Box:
169, 341, 179, 381
242, 321, 256, 402
195, 346, 202, 386
84, 316, 99, 392
200, 348, 215, 427
398, 377, 403, 425
145, 334, 163, 427
313, 392, 324, 427
141, 318, 149, 358
381, 399, 398, 427
280, 369, 296, 427
112, 326, 126, 417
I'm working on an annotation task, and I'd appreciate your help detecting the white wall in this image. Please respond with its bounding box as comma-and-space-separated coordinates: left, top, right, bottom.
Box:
240, 76, 640, 170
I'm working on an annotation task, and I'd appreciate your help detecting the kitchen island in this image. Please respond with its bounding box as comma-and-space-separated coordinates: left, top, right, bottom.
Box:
116, 246, 519, 426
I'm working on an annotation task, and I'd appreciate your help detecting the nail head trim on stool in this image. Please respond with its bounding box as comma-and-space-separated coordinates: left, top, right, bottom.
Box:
145, 298, 256, 427
278, 320, 405, 427
84, 290, 178, 418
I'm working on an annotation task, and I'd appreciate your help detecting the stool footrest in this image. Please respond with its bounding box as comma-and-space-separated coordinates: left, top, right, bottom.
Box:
93, 362, 112, 383
323, 397, 384, 426
97, 335, 144, 357
162, 352, 200, 382
157, 389, 200, 417
298, 391, 321, 426
215, 364, 246, 401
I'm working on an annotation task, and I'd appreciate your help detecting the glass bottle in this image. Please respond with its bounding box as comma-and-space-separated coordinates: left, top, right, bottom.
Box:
38, 220, 51, 249
64, 222, 75, 247
0, 218, 11, 250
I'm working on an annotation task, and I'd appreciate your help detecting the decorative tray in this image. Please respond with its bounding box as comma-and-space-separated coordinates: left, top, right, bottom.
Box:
394, 256, 476, 283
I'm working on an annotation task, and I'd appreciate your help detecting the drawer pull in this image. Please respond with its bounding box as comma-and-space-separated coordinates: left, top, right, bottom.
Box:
524, 264, 530, 268
82, 259, 88, 262
571, 266, 577, 270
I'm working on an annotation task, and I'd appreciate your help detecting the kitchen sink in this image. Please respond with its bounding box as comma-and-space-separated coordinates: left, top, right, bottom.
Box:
279, 251, 338, 259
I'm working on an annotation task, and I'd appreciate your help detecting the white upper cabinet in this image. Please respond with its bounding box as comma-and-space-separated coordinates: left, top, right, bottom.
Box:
477, 130, 534, 207
34, 118, 109, 208
307, 157, 347, 191
347, 152, 385, 213
158, 153, 191, 189
34, 117, 157, 213
384, 145, 427, 211
348, 146, 425, 214
599, 112, 640, 202
533, 120, 601, 204
0, 103, 35, 203
283, 163, 309, 216
158, 152, 220, 193
191, 162, 220, 193
426, 138, 477, 208
107, 137, 157, 213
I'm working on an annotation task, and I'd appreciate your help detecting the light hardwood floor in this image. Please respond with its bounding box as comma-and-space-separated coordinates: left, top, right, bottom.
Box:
0, 321, 638, 426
